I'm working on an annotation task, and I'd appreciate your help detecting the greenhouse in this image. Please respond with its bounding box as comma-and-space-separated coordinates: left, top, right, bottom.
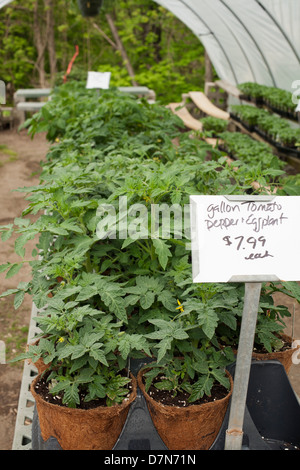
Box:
0, 0, 299, 453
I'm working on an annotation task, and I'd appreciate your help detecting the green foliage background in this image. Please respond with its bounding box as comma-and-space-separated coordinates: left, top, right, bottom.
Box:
0, 0, 210, 103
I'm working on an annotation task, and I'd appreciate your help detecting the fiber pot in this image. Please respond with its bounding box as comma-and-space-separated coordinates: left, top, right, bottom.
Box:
30, 372, 137, 450
252, 333, 299, 374
137, 368, 233, 450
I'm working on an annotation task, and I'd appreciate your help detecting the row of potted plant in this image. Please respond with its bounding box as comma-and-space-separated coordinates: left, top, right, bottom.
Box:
217, 130, 285, 176
237, 82, 298, 120
198, 116, 288, 185
2, 81, 300, 450
200, 116, 229, 136
230, 104, 300, 151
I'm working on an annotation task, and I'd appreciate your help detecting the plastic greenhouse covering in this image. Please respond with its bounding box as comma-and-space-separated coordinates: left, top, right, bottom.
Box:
0, 0, 13, 9
153, 0, 300, 92
1, 0, 300, 92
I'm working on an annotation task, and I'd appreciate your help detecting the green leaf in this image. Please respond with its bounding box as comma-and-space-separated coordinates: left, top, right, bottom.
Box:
157, 337, 172, 363
140, 291, 155, 309
189, 375, 214, 402
124, 294, 140, 307
148, 318, 171, 329
55, 286, 81, 300
0, 288, 19, 298
121, 237, 136, 249
211, 369, 230, 390
100, 287, 127, 322
217, 311, 237, 331
281, 281, 300, 303
172, 326, 189, 340
57, 344, 79, 360
47, 226, 69, 236
69, 356, 89, 374
155, 380, 173, 391
152, 238, 171, 270
157, 291, 176, 311
89, 346, 108, 366
1, 226, 13, 242
5, 263, 23, 279
15, 233, 36, 258
118, 335, 131, 360
197, 306, 219, 339
76, 286, 98, 302
71, 345, 87, 359
0, 263, 11, 273
14, 217, 31, 228
63, 383, 80, 408
86, 378, 106, 401
37, 231, 52, 254
14, 290, 25, 309
60, 220, 84, 234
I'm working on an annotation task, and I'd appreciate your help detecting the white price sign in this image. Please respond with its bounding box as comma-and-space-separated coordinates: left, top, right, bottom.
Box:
86, 71, 111, 90
190, 195, 300, 283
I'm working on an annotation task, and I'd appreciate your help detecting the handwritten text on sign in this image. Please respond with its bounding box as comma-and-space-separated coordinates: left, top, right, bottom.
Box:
190, 195, 300, 282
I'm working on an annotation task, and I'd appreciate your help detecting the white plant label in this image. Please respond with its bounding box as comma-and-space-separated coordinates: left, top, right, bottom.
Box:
86, 71, 111, 90
190, 195, 300, 283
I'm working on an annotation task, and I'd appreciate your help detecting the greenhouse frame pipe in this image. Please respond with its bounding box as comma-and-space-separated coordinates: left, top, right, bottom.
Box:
179, 0, 239, 85
220, 0, 277, 87
255, 0, 300, 66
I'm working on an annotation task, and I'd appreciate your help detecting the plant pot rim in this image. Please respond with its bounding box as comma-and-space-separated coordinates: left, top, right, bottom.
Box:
31, 371, 137, 415
137, 367, 233, 411
225, 333, 298, 355
137, 367, 233, 450
253, 333, 298, 355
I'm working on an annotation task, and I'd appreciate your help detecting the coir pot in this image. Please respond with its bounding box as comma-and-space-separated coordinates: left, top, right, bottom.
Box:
30, 371, 137, 450
137, 368, 233, 450
252, 333, 299, 374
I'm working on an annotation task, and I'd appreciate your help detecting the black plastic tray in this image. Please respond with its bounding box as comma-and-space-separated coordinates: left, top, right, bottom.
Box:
31, 360, 300, 451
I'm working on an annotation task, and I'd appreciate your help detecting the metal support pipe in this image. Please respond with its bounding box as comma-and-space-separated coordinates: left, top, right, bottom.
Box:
225, 282, 262, 450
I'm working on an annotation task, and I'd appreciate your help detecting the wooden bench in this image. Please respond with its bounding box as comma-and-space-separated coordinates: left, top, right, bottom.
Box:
117, 86, 156, 102
182, 91, 230, 120
14, 88, 52, 101
16, 102, 46, 112
14, 88, 52, 124
167, 103, 203, 131
167, 102, 238, 173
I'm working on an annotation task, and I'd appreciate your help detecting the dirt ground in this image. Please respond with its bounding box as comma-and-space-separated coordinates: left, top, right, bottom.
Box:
0, 127, 299, 451
0, 127, 49, 450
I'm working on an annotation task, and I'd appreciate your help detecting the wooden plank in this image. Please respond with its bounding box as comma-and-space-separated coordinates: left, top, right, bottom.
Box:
15, 88, 52, 99
167, 104, 237, 170
16, 102, 46, 111
117, 86, 151, 95
118, 86, 156, 101
167, 102, 203, 131
188, 91, 230, 120
215, 80, 241, 98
